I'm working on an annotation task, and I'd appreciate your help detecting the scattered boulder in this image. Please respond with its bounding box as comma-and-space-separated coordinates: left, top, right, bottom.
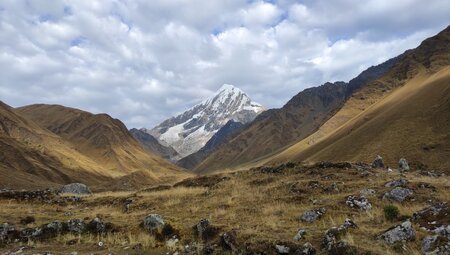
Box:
301, 208, 326, 223
193, 219, 219, 241
341, 218, 358, 230
412, 203, 449, 232
322, 218, 357, 253
296, 242, 316, 255
346, 195, 372, 210
0, 223, 19, 244
275, 244, 290, 254
40, 221, 68, 239
195, 218, 210, 238
165, 236, 179, 249
416, 182, 437, 191
398, 158, 410, 171
60, 183, 92, 195
372, 155, 384, 168
421, 235, 450, 254
86, 217, 115, 234
19, 227, 42, 239
360, 188, 376, 197
143, 214, 165, 233
316, 162, 352, 169
378, 220, 415, 244
221, 231, 238, 251
293, 229, 307, 241
323, 182, 339, 193
67, 219, 86, 234
385, 178, 408, 188
383, 187, 414, 202
322, 228, 348, 253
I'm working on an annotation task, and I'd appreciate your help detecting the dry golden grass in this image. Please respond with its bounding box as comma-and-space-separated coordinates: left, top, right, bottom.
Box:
0, 165, 449, 254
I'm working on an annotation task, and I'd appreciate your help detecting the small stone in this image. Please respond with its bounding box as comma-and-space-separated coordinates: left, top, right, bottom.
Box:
346, 195, 372, 210
360, 188, 376, 196
301, 208, 326, 223
293, 229, 307, 241
297, 242, 316, 255
385, 178, 408, 188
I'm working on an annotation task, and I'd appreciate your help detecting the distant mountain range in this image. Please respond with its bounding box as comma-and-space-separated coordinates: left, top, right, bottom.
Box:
195, 25, 450, 173
1, 26, 449, 192
142, 84, 264, 158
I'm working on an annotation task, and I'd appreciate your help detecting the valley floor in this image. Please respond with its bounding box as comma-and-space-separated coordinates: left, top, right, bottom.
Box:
0, 162, 449, 254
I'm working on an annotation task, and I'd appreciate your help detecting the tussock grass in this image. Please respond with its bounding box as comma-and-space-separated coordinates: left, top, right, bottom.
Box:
0, 167, 448, 254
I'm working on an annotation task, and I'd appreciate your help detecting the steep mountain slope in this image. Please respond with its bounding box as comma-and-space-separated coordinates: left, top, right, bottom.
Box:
177, 120, 245, 169
130, 128, 179, 160
194, 82, 348, 173
147, 84, 264, 157
16, 104, 190, 184
270, 25, 450, 171
0, 101, 113, 190
194, 47, 407, 173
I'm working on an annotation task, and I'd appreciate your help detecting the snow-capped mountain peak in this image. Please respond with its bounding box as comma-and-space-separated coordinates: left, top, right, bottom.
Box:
144, 84, 264, 158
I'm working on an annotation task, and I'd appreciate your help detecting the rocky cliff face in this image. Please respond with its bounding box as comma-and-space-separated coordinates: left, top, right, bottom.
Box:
177, 120, 245, 169
145, 84, 264, 157
129, 128, 179, 160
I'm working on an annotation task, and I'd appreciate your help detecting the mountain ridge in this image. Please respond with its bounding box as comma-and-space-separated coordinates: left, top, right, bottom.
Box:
268, 25, 450, 171
146, 84, 264, 158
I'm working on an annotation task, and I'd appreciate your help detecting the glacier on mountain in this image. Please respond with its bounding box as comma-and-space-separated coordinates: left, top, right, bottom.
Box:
143, 84, 264, 158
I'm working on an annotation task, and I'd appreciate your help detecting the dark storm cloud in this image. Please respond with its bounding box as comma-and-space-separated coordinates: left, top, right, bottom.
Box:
0, 0, 449, 128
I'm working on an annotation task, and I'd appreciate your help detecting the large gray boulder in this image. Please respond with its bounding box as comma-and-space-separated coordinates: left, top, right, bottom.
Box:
378, 220, 415, 243
59, 183, 92, 195
143, 214, 165, 233
383, 187, 414, 202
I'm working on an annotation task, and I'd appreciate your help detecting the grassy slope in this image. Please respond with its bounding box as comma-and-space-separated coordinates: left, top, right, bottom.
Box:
1, 165, 448, 254
0, 101, 114, 189
195, 82, 348, 173
234, 26, 450, 173
15, 104, 191, 184
271, 67, 450, 171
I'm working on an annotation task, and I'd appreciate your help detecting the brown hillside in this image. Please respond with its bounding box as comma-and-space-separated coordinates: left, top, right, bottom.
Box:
0, 101, 114, 190
270, 26, 450, 171
195, 82, 348, 173
16, 104, 190, 183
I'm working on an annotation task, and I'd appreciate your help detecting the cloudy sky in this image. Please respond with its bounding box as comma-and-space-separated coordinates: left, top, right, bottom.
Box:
0, 0, 449, 128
